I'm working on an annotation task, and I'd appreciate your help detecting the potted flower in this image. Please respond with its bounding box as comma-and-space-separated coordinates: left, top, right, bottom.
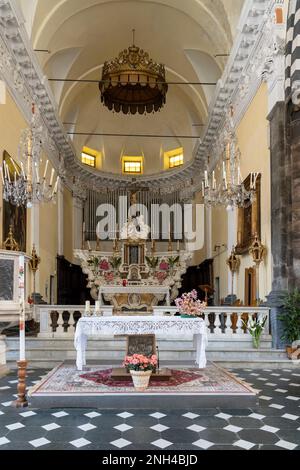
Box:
242, 315, 267, 349
123, 354, 158, 391
175, 290, 206, 318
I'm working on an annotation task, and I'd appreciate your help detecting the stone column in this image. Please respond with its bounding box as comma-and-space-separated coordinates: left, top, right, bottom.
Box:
266, 102, 291, 348
0, 336, 9, 377
73, 197, 83, 250
289, 110, 300, 286
57, 180, 64, 256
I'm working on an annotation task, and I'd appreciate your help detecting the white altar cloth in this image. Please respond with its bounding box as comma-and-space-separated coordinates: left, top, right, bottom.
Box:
74, 316, 208, 371
98, 285, 170, 305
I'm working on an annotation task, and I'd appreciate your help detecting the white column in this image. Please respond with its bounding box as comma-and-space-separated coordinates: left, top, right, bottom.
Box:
73, 197, 83, 250
57, 180, 64, 256
0, 336, 9, 376
205, 206, 212, 259
227, 206, 237, 295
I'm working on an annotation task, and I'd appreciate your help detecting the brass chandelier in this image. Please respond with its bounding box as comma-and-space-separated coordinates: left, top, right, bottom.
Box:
99, 30, 168, 115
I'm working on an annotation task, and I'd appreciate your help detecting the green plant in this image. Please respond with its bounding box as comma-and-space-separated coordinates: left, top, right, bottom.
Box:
167, 256, 180, 267
278, 289, 300, 345
110, 256, 122, 271
145, 256, 159, 269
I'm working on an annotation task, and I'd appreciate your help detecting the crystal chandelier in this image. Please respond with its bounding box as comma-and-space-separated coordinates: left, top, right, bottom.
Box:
202, 110, 259, 208
1, 105, 59, 208
99, 30, 168, 115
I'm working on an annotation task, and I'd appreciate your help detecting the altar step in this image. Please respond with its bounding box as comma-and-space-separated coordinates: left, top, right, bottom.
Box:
4, 336, 296, 369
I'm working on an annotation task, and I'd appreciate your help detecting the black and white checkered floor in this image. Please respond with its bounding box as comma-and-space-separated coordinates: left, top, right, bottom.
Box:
0, 367, 299, 450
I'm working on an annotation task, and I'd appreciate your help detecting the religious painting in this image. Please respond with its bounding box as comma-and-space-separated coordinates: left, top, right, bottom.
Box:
235, 173, 261, 255
2, 151, 27, 252
126, 335, 156, 357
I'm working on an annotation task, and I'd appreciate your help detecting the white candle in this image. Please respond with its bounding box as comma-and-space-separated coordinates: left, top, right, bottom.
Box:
49, 168, 54, 186
6, 163, 11, 183
35, 162, 40, 184
53, 177, 59, 194
177, 240, 180, 251
204, 170, 208, 188
238, 167, 242, 185
202, 181, 205, 197
20, 161, 26, 178
19, 256, 25, 361
83, 222, 86, 232
0, 167, 4, 185
95, 301, 100, 311
85, 300, 90, 311
212, 171, 216, 189
87, 240, 91, 251
223, 161, 226, 179
43, 160, 49, 179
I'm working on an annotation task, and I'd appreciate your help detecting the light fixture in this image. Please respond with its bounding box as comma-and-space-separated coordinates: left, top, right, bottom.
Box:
1, 105, 59, 208
99, 30, 168, 115
202, 108, 259, 208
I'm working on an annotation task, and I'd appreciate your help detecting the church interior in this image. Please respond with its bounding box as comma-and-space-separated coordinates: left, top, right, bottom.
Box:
0, 0, 299, 453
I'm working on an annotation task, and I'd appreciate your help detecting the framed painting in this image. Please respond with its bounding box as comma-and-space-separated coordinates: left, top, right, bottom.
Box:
235, 173, 261, 255
2, 151, 27, 252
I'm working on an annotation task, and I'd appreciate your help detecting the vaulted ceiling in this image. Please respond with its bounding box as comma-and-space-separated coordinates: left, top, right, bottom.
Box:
16, 0, 245, 178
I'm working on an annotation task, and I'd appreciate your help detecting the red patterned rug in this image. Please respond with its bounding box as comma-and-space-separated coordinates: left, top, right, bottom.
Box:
29, 362, 256, 396
80, 369, 203, 388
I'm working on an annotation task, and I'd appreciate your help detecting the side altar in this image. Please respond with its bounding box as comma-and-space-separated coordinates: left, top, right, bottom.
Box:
74, 215, 192, 314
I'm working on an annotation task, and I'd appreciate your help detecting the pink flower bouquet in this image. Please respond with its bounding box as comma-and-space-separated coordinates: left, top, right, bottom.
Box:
159, 261, 170, 271
99, 259, 110, 271
175, 290, 206, 317
104, 272, 114, 283
155, 271, 168, 283
123, 354, 158, 372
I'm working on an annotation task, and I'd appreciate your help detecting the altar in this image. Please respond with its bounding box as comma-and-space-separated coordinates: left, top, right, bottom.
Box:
98, 285, 171, 310
74, 315, 208, 371
74, 214, 192, 314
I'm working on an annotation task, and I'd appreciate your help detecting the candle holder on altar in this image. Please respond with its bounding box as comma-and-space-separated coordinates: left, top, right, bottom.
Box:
249, 233, 266, 305
226, 246, 240, 303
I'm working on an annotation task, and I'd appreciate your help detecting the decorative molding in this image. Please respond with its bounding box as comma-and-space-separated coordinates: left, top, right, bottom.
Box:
0, 0, 284, 196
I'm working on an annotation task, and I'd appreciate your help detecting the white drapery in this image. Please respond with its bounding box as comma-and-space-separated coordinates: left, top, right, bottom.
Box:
74, 316, 208, 371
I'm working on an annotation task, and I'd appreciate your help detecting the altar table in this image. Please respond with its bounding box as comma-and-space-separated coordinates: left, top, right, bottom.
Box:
74, 316, 208, 371
98, 285, 171, 305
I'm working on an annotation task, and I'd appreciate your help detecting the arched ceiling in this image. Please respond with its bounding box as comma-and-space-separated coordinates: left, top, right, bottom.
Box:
16, 0, 245, 179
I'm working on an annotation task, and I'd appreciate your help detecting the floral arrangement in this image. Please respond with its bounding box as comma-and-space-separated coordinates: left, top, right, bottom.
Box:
110, 257, 122, 271
123, 354, 158, 372
167, 256, 180, 268
145, 256, 159, 270
104, 272, 114, 283
99, 259, 110, 271
242, 315, 267, 349
155, 271, 168, 283
159, 261, 170, 271
175, 290, 206, 317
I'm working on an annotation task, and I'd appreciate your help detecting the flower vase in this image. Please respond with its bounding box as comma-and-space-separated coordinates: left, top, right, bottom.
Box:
252, 337, 261, 349
130, 370, 152, 391
180, 314, 195, 319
